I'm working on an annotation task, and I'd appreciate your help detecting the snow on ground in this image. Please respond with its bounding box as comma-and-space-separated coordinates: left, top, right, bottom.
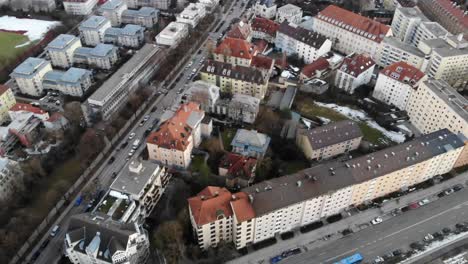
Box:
314, 101, 406, 143
317, 116, 331, 124
281, 70, 292, 78
0, 16, 60, 43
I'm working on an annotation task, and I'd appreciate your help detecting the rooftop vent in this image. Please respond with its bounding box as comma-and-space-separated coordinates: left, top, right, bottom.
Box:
296, 181, 302, 187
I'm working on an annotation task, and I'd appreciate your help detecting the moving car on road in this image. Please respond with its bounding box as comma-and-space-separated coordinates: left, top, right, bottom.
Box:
128, 132, 136, 140
371, 217, 383, 225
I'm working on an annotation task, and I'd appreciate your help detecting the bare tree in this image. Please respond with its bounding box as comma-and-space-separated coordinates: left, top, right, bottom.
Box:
78, 128, 105, 164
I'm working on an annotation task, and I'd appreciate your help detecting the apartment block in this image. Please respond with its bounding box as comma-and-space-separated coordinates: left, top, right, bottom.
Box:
65, 213, 150, 264
155, 21, 189, 46
10, 0, 56, 12
254, 0, 277, 19
46, 34, 82, 68
227, 21, 252, 41
231, 129, 270, 158
79, 16, 112, 46
375, 36, 427, 68
251, 17, 279, 43
188, 129, 465, 250
63, 0, 98, 15
334, 54, 375, 94
104, 24, 145, 48
122, 7, 159, 28
417, 0, 468, 38
200, 60, 269, 99
296, 120, 362, 160
214, 37, 257, 67
373, 61, 426, 110
182, 81, 220, 112
0, 158, 22, 202
125, 0, 170, 10
275, 4, 302, 24
275, 22, 332, 64
418, 35, 468, 88
42, 68, 93, 97
407, 79, 468, 136
228, 94, 260, 124
73, 43, 119, 70
10, 57, 52, 96
0, 85, 17, 124
98, 0, 128, 26
176, 3, 206, 28
312, 5, 391, 58
147, 103, 211, 169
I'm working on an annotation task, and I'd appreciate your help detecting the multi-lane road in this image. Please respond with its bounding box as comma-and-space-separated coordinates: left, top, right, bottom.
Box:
29, 2, 249, 264
285, 187, 468, 264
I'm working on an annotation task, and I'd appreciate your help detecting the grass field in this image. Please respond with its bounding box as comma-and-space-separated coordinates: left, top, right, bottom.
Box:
0, 31, 33, 69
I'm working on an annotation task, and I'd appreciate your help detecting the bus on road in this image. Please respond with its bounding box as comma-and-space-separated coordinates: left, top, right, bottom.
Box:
334, 253, 363, 264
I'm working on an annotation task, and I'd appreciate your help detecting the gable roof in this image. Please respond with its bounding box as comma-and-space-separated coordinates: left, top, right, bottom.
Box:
201, 60, 266, 85
214, 37, 256, 60
227, 21, 252, 40
10, 103, 47, 115
219, 152, 257, 180
301, 57, 330, 78
339, 53, 375, 77
251, 17, 279, 36
250, 55, 274, 70
188, 187, 234, 226
380, 61, 425, 86
316, 5, 390, 43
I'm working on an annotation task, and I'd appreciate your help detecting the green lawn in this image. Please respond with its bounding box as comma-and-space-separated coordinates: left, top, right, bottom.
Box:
0, 31, 33, 69
221, 128, 237, 151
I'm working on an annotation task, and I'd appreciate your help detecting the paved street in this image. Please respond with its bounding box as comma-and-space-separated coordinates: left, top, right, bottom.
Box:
28, 2, 249, 264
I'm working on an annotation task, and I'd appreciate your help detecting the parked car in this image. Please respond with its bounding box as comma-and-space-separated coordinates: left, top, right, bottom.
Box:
410, 242, 425, 250
373, 256, 385, 263
418, 199, 430, 206
120, 141, 128, 149
270, 255, 282, 264
444, 188, 454, 196
424, 233, 434, 242
409, 202, 420, 209
393, 249, 403, 256
371, 217, 383, 225
108, 156, 115, 164
442, 227, 451, 234
111, 172, 118, 179
50, 225, 60, 237
143, 115, 150, 122
31, 251, 41, 261
151, 106, 157, 112
453, 184, 464, 192
281, 247, 301, 257
128, 132, 136, 140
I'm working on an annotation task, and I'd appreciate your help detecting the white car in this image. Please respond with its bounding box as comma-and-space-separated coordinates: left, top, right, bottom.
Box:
371, 217, 383, 225
143, 115, 150, 122
418, 198, 430, 206
128, 132, 136, 140
374, 256, 384, 263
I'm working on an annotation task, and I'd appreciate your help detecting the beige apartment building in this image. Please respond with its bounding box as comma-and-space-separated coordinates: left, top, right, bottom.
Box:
213, 37, 257, 67
188, 129, 465, 250
407, 79, 468, 136
10, 57, 52, 97
296, 120, 362, 160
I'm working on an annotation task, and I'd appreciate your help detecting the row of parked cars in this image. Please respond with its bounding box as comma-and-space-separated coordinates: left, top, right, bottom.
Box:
270, 247, 302, 264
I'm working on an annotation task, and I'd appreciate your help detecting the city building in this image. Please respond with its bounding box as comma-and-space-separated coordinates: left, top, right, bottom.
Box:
83, 44, 162, 122
228, 94, 260, 124
42, 67, 93, 97
106, 160, 171, 221
176, 2, 206, 28
275, 22, 332, 64
231, 129, 270, 158
213, 37, 258, 67
122, 7, 159, 28
10, 57, 52, 97
312, 5, 392, 58
45, 34, 82, 68
373, 61, 426, 110
219, 153, 257, 188
418, 35, 468, 88
334, 54, 375, 94
0, 85, 17, 124
63, 0, 98, 15
0, 158, 22, 201
155, 21, 189, 46
10, 0, 56, 12
125, 0, 170, 10
251, 17, 279, 43
200, 60, 268, 99
227, 21, 252, 41
275, 4, 302, 24
65, 213, 150, 264
391, 7, 451, 47
98, 0, 128, 26
182, 80, 220, 113
300, 57, 330, 80
198, 0, 219, 11
407, 79, 468, 136
79, 16, 112, 46
375, 36, 427, 68
188, 129, 465, 250
104, 24, 145, 48
296, 120, 362, 160
147, 102, 212, 169
254, 0, 277, 19
417, 0, 468, 38
73, 43, 119, 70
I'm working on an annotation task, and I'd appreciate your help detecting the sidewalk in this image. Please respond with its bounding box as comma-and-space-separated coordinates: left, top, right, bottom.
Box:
228, 171, 468, 264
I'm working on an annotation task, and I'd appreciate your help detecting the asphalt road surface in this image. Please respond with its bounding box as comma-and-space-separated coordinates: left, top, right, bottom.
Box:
284, 187, 468, 264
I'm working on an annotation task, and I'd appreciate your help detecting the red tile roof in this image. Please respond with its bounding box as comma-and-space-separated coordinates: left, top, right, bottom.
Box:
214, 37, 257, 60
381, 61, 425, 86
316, 5, 390, 43
0, 85, 10, 96
339, 54, 375, 77
250, 55, 274, 70
219, 152, 257, 180
146, 102, 202, 151
10, 103, 47, 115
251, 17, 280, 37
431, 0, 468, 28
227, 21, 252, 40
188, 187, 234, 226
230, 192, 255, 222
301, 58, 330, 78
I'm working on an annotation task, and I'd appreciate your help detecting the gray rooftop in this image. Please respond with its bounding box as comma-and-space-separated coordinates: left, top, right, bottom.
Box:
279, 86, 297, 110
232, 129, 270, 148
110, 160, 162, 196
397, 7, 428, 21
423, 79, 468, 122
88, 44, 159, 104
46, 34, 80, 51
80, 16, 109, 30
67, 213, 137, 261
421, 37, 468, 57
11, 57, 50, 77
122, 7, 159, 18
121, 24, 144, 35
381, 36, 425, 57
243, 129, 464, 216
201, 60, 266, 85
231, 93, 260, 112
420, 22, 449, 38
278, 22, 328, 48
91, 43, 116, 57
99, 0, 125, 10
299, 120, 363, 149
43, 67, 91, 84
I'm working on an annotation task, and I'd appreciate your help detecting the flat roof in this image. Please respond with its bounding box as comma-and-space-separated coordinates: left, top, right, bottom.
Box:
11, 57, 49, 76
397, 7, 429, 21
46, 34, 79, 50
110, 160, 162, 196
44, 67, 91, 83
381, 36, 425, 56
421, 37, 468, 57
423, 79, 468, 122
420, 22, 449, 37
158, 21, 188, 38
122, 7, 159, 17
80, 16, 109, 29
100, 0, 125, 10
243, 129, 464, 216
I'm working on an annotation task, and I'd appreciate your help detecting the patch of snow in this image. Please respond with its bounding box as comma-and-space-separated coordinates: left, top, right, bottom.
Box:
263, 48, 273, 55
314, 101, 406, 143
0, 16, 60, 42
317, 116, 331, 124
281, 70, 292, 78
15, 41, 32, 48
289, 66, 299, 72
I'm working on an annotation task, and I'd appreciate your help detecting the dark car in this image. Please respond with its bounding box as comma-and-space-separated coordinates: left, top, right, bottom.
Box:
410, 242, 425, 250
31, 251, 41, 261
393, 249, 403, 256
39, 239, 50, 250
108, 156, 115, 164
442, 227, 451, 234
281, 247, 301, 258
151, 106, 157, 112
453, 184, 464, 192
120, 142, 128, 149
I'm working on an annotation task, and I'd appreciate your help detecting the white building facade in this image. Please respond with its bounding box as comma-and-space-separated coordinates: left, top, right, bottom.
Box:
155, 22, 189, 46
275, 4, 302, 24
334, 54, 375, 94
79, 16, 112, 46
45, 34, 82, 68
63, 0, 98, 15
10, 57, 53, 96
